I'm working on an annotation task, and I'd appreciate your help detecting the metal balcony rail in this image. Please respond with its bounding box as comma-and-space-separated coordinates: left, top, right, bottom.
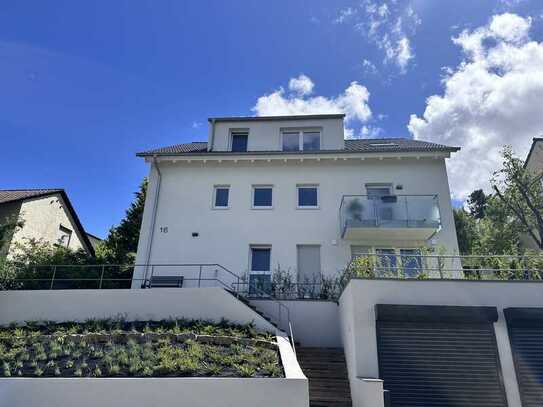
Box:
346, 253, 543, 280
339, 194, 441, 235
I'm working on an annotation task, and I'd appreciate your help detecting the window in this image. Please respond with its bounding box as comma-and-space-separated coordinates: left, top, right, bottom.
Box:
57, 225, 72, 248
231, 132, 248, 152
367, 184, 394, 222
251, 247, 271, 272
282, 132, 299, 151
400, 249, 422, 278
369, 142, 399, 147
213, 185, 230, 208
282, 130, 321, 151
249, 246, 271, 295
303, 132, 321, 151
366, 185, 392, 199
375, 248, 397, 276
297, 185, 319, 208
351, 245, 370, 260
252, 186, 273, 208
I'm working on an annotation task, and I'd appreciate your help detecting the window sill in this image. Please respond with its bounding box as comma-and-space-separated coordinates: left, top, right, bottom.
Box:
296, 206, 320, 210
251, 206, 273, 210
212, 206, 230, 210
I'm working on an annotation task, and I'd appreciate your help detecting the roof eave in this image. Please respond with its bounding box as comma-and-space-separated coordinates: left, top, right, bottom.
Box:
207, 114, 346, 123
137, 146, 460, 158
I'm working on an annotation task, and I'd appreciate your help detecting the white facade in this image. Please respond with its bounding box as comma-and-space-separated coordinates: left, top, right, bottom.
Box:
133, 115, 460, 287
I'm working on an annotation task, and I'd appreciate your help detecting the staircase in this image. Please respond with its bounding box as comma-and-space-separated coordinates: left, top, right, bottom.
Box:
225, 289, 280, 329
297, 347, 353, 407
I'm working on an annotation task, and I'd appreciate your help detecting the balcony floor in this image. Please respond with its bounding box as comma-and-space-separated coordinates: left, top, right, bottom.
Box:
342, 220, 440, 241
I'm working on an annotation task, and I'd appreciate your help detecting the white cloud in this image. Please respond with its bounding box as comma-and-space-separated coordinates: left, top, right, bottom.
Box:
252, 75, 373, 137
334, 7, 356, 24
498, 0, 525, 7
192, 121, 202, 129
354, 1, 421, 73
408, 13, 543, 200
361, 58, 378, 75
288, 74, 314, 96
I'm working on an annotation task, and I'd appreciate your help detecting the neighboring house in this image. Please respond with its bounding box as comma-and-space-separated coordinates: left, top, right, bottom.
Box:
86, 232, 103, 251
0, 189, 95, 258
522, 137, 543, 251
133, 114, 460, 288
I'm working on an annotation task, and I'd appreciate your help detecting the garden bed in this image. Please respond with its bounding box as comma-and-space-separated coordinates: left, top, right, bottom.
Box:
0, 319, 283, 378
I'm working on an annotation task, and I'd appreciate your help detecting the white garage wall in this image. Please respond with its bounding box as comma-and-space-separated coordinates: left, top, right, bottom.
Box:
339, 279, 543, 407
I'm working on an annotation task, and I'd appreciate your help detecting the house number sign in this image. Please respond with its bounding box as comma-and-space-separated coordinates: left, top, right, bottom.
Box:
160, 227, 168, 233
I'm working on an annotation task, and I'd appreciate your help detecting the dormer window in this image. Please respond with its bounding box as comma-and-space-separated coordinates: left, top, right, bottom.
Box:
282, 130, 321, 151
231, 131, 248, 152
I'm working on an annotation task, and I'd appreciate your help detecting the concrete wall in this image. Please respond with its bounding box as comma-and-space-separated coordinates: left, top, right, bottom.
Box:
209, 117, 345, 151
251, 299, 341, 347
0, 288, 276, 333
0, 289, 309, 407
339, 279, 543, 407
133, 157, 459, 285
0, 377, 309, 407
6, 194, 86, 256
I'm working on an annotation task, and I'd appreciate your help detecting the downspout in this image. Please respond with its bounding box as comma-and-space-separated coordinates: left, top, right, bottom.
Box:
209, 118, 216, 151
143, 155, 162, 284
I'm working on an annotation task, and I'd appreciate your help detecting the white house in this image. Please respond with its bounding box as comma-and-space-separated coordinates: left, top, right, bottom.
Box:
133, 114, 460, 289
0, 189, 95, 258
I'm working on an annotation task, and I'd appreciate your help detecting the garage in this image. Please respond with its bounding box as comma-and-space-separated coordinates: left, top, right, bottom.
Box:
505, 308, 543, 407
376, 304, 508, 407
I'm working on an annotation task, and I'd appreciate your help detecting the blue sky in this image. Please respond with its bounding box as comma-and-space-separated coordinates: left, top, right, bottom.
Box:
1, 0, 542, 237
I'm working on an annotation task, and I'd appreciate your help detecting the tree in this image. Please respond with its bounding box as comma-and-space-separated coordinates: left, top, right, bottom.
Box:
467, 189, 489, 219
97, 178, 148, 263
0, 214, 24, 257
454, 190, 522, 256
453, 208, 478, 255
491, 146, 543, 250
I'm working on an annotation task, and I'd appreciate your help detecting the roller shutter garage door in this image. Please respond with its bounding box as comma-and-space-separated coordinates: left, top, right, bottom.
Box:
376, 305, 508, 407
505, 308, 543, 407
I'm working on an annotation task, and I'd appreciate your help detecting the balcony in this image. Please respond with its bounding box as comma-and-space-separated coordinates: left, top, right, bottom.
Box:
339, 194, 441, 241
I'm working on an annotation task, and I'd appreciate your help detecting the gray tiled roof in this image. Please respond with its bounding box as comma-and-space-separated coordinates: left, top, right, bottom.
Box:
0, 189, 63, 204
137, 138, 459, 156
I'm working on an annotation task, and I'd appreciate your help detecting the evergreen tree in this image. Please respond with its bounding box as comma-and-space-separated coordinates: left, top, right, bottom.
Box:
97, 178, 148, 263
467, 189, 489, 219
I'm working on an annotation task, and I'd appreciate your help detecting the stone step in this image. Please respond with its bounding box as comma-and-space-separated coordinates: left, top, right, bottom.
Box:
297, 347, 353, 407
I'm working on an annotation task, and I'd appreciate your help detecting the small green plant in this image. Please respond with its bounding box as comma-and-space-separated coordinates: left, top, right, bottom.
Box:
2, 362, 11, 377
108, 364, 121, 376
92, 366, 102, 377
234, 364, 256, 377
262, 362, 282, 377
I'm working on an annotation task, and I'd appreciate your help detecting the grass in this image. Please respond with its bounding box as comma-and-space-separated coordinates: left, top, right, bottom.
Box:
0, 319, 283, 378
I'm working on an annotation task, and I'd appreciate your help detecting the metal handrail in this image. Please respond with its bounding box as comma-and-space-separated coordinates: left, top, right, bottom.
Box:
1, 262, 295, 349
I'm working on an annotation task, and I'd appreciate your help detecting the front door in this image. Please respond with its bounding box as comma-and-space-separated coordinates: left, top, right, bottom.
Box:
297, 245, 321, 297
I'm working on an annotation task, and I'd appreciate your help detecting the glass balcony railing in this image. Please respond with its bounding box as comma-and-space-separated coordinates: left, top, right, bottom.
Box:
339, 195, 441, 238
